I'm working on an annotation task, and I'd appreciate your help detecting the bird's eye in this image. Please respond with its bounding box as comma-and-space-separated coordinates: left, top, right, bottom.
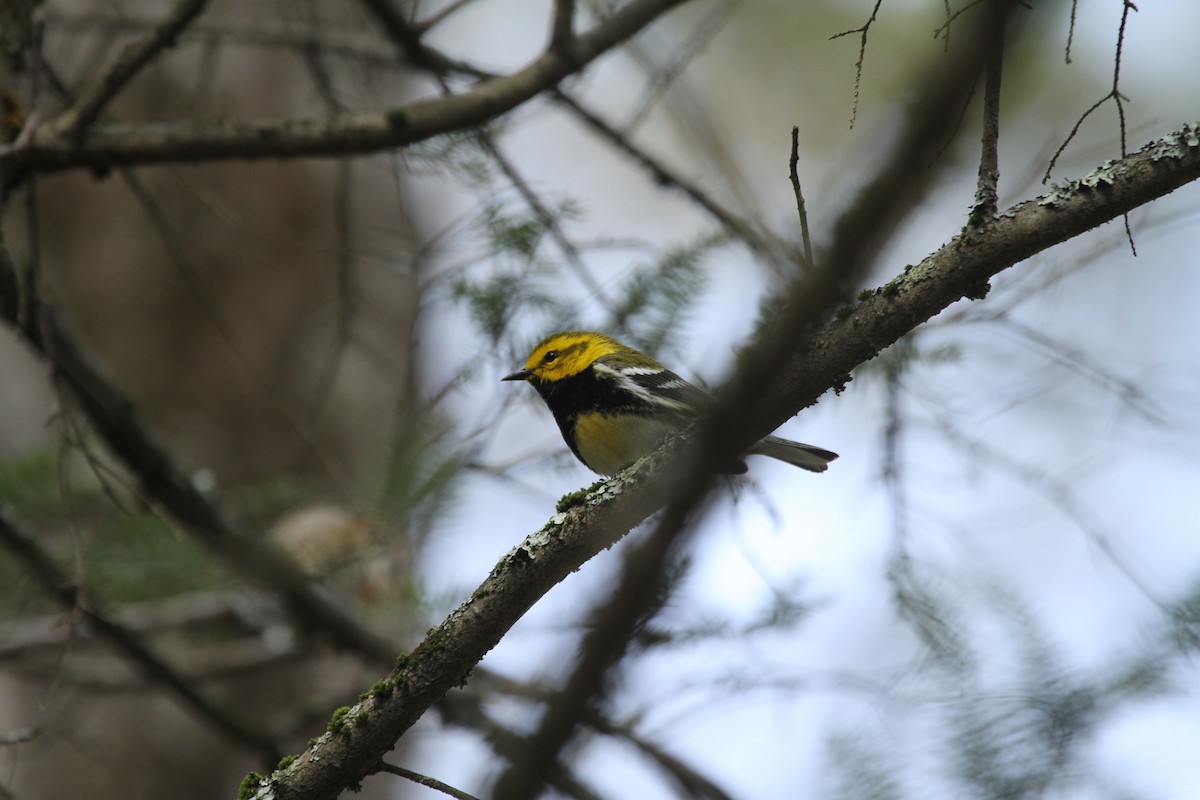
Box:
542, 350, 560, 364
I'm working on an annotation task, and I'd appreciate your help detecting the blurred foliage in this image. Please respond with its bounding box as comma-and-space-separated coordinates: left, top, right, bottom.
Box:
610, 229, 723, 358
0, 444, 221, 606
375, 416, 463, 534
85, 512, 218, 602
0, 442, 97, 520
452, 264, 571, 345
826, 734, 903, 800
856, 331, 962, 384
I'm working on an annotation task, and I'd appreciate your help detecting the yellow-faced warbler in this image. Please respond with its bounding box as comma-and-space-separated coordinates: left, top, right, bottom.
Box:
502, 331, 837, 476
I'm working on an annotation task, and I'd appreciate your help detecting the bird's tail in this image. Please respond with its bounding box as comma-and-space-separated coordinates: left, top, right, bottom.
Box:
750, 435, 838, 472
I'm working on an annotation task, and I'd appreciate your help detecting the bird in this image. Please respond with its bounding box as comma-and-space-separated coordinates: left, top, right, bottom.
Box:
502, 330, 837, 476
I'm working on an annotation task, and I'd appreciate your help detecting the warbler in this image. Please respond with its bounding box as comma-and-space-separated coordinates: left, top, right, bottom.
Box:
502, 331, 837, 476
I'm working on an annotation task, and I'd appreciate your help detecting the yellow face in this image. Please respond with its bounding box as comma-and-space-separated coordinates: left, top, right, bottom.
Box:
519, 331, 625, 383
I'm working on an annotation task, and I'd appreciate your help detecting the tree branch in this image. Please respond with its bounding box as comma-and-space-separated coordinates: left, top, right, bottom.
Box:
0, 230, 397, 665
790, 125, 814, 266
498, 10, 1016, 790
551, 88, 786, 262
51, 0, 210, 140
243, 122, 1200, 800
972, 29, 1004, 221
3, 0, 690, 180
0, 508, 281, 765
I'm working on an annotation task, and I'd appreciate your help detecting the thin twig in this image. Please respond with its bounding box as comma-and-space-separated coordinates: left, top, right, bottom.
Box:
789, 125, 814, 267
474, 129, 614, 310
915, 387, 1170, 611
972, 28, 1003, 222
621, 0, 735, 133
981, 314, 1168, 425
299, 38, 357, 420
52, 0, 209, 140
308, 161, 357, 421
13, 18, 44, 333
830, 0, 884, 129
357, 0, 474, 74
932, 0, 992, 41
552, 88, 785, 263
377, 763, 483, 800
1064, 0, 1078, 63
1044, 0, 1139, 254
1043, 1, 1138, 181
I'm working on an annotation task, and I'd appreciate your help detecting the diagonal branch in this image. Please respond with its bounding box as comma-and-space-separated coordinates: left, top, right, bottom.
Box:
0, 231, 397, 666
551, 88, 786, 262
0, 508, 281, 765
51, 0, 210, 140
5, 0, 691, 180
356, 0, 465, 74
242, 118, 1200, 800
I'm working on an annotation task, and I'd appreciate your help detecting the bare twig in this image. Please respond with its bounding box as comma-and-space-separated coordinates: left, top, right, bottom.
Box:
307, 161, 357, 421
1045, 0, 1140, 254
1044, 0, 1138, 181
588, 714, 737, 800
972, 27, 1004, 222
621, 0, 735, 132
981, 314, 1168, 425
0, 591, 263, 660
1064, 0, 1079, 63
45, 11, 457, 73
552, 88, 786, 263
413, 0, 482, 35
830, 0, 884, 129
932, 0, 1001, 42
299, 39, 357, 420
916, 388, 1169, 611
52, 0, 210, 140
789, 125, 814, 267
474, 129, 614, 310
377, 763, 482, 800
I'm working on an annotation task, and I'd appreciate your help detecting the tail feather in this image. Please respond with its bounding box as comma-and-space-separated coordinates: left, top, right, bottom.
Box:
750, 435, 838, 473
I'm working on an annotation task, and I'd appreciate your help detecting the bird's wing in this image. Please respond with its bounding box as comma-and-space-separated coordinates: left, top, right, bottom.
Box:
621, 366, 711, 413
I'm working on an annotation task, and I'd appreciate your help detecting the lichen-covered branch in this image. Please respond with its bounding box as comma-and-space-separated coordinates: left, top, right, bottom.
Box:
2, 0, 690, 181
0, 230, 397, 665
245, 123, 1200, 800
